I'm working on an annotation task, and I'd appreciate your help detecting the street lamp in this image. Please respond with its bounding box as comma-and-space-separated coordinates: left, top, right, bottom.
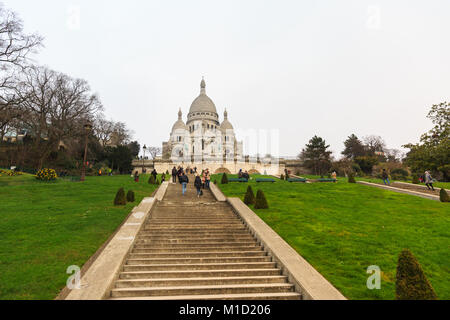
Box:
142, 144, 147, 173
81, 121, 93, 182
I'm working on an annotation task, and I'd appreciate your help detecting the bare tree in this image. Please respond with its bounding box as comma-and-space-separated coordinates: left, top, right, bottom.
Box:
93, 115, 116, 147
147, 146, 161, 167
0, 4, 43, 140
14, 65, 102, 168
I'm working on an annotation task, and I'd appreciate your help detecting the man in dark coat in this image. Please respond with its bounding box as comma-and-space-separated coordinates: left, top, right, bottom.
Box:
171, 166, 177, 183
179, 172, 189, 195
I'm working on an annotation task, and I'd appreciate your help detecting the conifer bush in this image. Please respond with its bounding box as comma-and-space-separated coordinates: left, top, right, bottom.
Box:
440, 189, 449, 202
148, 175, 156, 184
254, 190, 269, 209
221, 173, 228, 184
395, 249, 437, 300
244, 186, 256, 205
348, 173, 356, 183
412, 175, 420, 184
280, 174, 285, 180
214, 180, 217, 185
114, 188, 127, 206
126, 190, 135, 203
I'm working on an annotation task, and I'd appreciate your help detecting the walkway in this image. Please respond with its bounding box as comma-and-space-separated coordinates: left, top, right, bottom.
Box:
108, 179, 301, 300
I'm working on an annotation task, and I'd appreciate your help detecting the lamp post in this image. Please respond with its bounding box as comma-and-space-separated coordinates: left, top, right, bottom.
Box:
81, 121, 92, 182
142, 144, 147, 173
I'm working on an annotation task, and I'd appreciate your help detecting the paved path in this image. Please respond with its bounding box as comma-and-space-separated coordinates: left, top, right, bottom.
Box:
107, 180, 301, 300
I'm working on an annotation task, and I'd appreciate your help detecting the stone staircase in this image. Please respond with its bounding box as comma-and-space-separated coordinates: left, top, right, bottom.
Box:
108, 180, 301, 300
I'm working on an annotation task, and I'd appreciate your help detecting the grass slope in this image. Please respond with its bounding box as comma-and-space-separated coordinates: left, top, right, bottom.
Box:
0, 174, 159, 300
214, 174, 450, 300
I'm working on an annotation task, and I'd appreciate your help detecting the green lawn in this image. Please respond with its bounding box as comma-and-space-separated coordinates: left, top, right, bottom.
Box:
295, 174, 450, 190
214, 174, 450, 300
0, 173, 159, 300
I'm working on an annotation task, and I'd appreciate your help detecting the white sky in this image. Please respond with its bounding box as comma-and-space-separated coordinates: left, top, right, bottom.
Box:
4, 0, 450, 157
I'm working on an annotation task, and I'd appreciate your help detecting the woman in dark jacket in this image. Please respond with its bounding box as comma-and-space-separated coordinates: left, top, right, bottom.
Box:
194, 174, 203, 197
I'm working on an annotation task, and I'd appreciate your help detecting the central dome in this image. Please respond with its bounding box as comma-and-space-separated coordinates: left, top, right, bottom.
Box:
188, 79, 218, 115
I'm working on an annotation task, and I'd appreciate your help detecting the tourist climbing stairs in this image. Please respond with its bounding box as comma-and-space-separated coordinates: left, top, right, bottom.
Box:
108, 179, 301, 300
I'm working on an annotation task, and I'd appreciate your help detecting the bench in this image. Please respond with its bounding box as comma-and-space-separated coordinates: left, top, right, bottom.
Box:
256, 178, 276, 183
228, 178, 249, 183
317, 179, 337, 183
288, 178, 307, 183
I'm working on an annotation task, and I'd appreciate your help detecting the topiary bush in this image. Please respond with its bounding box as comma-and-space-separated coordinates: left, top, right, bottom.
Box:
148, 175, 156, 184
36, 168, 58, 181
126, 190, 135, 203
440, 189, 449, 202
221, 173, 228, 184
348, 173, 356, 183
395, 249, 437, 300
213, 180, 217, 185
280, 174, 285, 181
254, 190, 269, 209
244, 186, 256, 205
412, 175, 420, 184
114, 188, 127, 206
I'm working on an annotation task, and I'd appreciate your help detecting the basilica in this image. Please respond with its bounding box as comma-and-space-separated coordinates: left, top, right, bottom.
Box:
162, 78, 243, 162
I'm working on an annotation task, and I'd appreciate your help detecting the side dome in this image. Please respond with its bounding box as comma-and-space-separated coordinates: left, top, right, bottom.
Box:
171, 109, 187, 132
188, 78, 218, 115
220, 109, 234, 132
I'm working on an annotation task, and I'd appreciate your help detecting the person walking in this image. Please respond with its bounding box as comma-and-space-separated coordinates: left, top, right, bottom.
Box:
179, 172, 189, 196
201, 170, 206, 189
151, 169, 158, 180
205, 169, 211, 189
194, 174, 203, 198
171, 166, 177, 183
381, 169, 390, 185
134, 171, 139, 183
424, 171, 435, 191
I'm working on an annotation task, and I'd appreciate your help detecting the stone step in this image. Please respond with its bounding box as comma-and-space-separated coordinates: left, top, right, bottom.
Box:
139, 230, 250, 236
125, 256, 272, 265
136, 238, 256, 245
133, 242, 258, 249
144, 226, 247, 231
119, 269, 282, 280
132, 246, 263, 253
145, 223, 244, 230
137, 235, 254, 241
129, 251, 267, 259
115, 276, 288, 288
111, 283, 294, 298
123, 262, 277, 272
110, 292, 302, 300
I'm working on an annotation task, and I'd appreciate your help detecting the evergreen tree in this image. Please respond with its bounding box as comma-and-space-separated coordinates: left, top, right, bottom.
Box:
244, 186, 256, 205
348, 173, 356, 183
221, 173, 229, 184
114, 188, 127, 205
396, 249, 437, 300
342, 134, 366, 160
254, 190, 269, 209
440, 189, 449, 202
126, 190, 135, 202
299, 136, 332, 176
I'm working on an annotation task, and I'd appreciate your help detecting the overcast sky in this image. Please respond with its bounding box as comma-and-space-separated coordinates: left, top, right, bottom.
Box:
4, 0, 450, 157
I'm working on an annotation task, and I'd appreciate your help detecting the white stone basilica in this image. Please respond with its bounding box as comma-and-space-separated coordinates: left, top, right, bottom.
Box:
162, 78, 243, 162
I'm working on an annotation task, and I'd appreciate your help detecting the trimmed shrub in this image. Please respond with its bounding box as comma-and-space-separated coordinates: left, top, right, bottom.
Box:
244, 186, 256, 205
213, 180, 217, 185
254, 190, 269, 209
114, 188, 127, 206
392, 168, 409, 178
221, 173, 229, 184
285, 173, 290, 180
412, 175, 420, 184
126, 190, 135, 203
148, 175, 156, 184
440, 189, 449, 202
280, 174, 285, 181
395, 249, 437, 300
156, 179, 160, 185
36, 168, 58, 181
348, 173, 356, 183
